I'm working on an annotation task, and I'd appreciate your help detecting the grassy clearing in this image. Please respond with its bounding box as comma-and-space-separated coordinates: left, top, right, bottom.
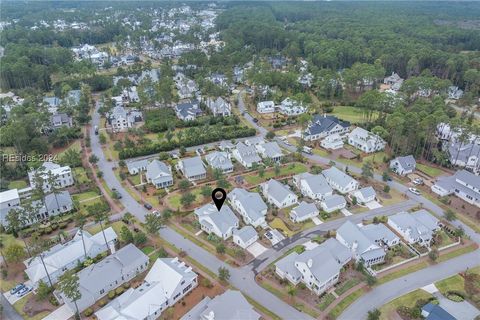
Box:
129, 174, 142, 185
329, 106, 378, 123
270, 217, 295, 237
167, 188, 204, 210
377, 261, 429, 285
86, 220, 125, 236
437, 244, 477, 263
8, 180, 28, 189
435, 274, 465, 295
244, 163, 308, 185
56, 140, 81, 158
379, 289, 433, 320
328, 287, 366, 319
73, 167, 89, 184
13, 296, 50, 320
363, 152, 387, 166
416, 163, 444, 177
73, 190, 101, 202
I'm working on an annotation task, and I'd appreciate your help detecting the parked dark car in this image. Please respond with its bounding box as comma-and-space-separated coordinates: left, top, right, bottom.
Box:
144, 203, 153, 210
10, 284, 25, 295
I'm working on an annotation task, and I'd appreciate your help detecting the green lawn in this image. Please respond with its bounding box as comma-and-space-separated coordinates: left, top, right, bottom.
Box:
73, 190, 101, 202
329, 106, 378, 123
318, 293, 336, 311
141, 246, 155, 255
377, 262, 429, 285
129, 174, 142, 185
435, 275, 465, 295
167, 188, 204, 209
328, 288, 366, 319
416, 163, 444, 177
8, 180, 28, 189
244, 163, 308, 185
379, 289, 433, 320
13, 296, 50, 320
335, 278, 362, 296
73, 167, 89, 184
363, 152, 387, 166
270, 217, 295, 237
437, 244, 477, 263
86, 221, 125, 236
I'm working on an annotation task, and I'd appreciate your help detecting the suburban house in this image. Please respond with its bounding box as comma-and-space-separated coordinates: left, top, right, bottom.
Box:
175, 101, 202, 121
360, 223, 400, 248
261, 179, 298, 209
180, 290, 261, 320
218, 141, 235, 153
255, 141, 283, 162
448, 86, 464, 100
383, 72, 404, 91
209, 73, 227, 86
321, 134, 344, 150
232, 142, 262, 168
178, 156, 207, 181
228, 188, 268, 228
0, 189, 21, 226
336, 221, 387, 266
194, 203, 239, 240
278, 97, 307, 116
28, 162, 74, 192
351, 186, 376, 204
50, 113, 73, 130
290, 201, 319, 223
233, 226, 258, 249
206, 97, 231, 116
390, 155, 416, 176
24, 227, 117, 288
257, 101, 275, 114
126, 159, 148, 175
275, 239, 351, 295
293, 172, 333, 200
107, 106, 142, 132
303, 115, 350, 141
347, 127, 386, 153
205, 151, 233, 173
145, 160, 174, 188
96, 257, 198, 320
58, 244, 149, 314
388, 210, 440, 246
320, 194, 347, 213
31, 191, 74, 222
447, 141, 480, 174
322, 166, 359, 194
431, 170, 480, 208
43, 96, 62, 113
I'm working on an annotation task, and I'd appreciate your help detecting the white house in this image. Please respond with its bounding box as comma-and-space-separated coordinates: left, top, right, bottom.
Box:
360, 223, 401, 248
28, 162, 74, 192
58, 244, 149, 314
233, 226, 258, 249
257, 101, 275, 114
321, 134, 344, 150
431, 170, 480, 208
322, 167, 359, 194
290, 201, 319, 223
228, 188, 268, 228
107, 106, 142, 132
205, 151, 233, 173
390, 155, 416, 176
336, 221, 386, 266
0, 189, 21, 226
320, 194, 346, 213
206, 97, 231, 116
351, 186, 376, 204
232, 142, 262, 168
194, 203, 239, 240
448, 86, 464, 100
178, 156, 207, 181
261, 179, 298, 209
275, 239, 351, 295
278, 98, 307, 116
293, 172, 333, 201
25, 227, 117, 288
255, 141, 283, 162
96, 257, 197, 320
447, 141, 480, 174
387, 210, 440, 246
303, 115, 350, 141
126, 159, 148, 175
145, 160, 174, 188
347, 127, 386, 153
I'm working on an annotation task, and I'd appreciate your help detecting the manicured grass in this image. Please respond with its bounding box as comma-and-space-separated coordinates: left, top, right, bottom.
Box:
73, 190, 101, 202
8, 180, 28, 189
86, 221, 125, 236
244, 294, 282, 320
244, 163, 308, 185
270, 217, 295, 237
329, 106, 378, 123
13, 296, 50, 320
318, 293, 336, 311
313, 148, 330, 157
379, 289, 433, 320
129, 174, 142, 186
328, 287, 366, 319
363, 152, 387, 166
416, 163, 444, 177
377, 261, 429, 285
141, 246, 155, 255
73, 167, 89, 184
56, 140, 81, 157
335, 278, 361, 296
167, 188, 204, 210
378, 188, 405, 206
435, 275, 465, 295
437, 244, 477, 263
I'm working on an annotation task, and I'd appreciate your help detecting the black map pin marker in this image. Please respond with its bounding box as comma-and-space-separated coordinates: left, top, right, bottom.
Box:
212, 188, 226, 211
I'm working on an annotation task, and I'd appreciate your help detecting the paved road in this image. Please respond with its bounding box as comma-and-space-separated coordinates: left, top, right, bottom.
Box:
1, 294, 23, 320
339, 250, 480, 320
90, 102, 313, 320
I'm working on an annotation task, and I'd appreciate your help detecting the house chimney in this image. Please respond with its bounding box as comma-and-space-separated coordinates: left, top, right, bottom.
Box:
307, 258, 313, 268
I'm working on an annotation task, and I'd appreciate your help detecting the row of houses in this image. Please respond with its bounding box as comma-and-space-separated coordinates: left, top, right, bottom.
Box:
257, 98, 307, 116
275, 209, 441, 296
174, 97, 231, 121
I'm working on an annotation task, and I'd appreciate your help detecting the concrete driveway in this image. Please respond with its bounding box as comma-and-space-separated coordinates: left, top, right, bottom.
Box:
366, 201, 382, 209
247, 242, 268, 258
42, 304, 74, 320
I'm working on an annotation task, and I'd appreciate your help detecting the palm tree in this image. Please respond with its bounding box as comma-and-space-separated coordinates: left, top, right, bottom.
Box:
30, 234, 54, 287
57, 270, 82, 319
93, 211, 110, 249
74, 213, 88, 258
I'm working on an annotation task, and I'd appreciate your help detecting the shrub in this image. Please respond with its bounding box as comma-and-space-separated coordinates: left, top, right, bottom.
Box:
84, 308, 93, 317
200, 278, 213, 288
49, 295, 59, 306
115, 287, 125, 296
123, 282, 131, 289
446, 291, 465, 302
108, 290, 116, 299
98, 299, 107, 307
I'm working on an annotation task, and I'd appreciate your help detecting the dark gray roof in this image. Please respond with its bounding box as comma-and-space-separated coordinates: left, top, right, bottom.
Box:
394, 155, 416, 170
291, 201, 318, 219
233, 226, 257, 243
305, 115, 350, 136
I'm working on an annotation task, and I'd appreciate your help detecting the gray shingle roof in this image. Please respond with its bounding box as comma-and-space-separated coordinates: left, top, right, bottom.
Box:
263, 179, 296, 204
205, 151, 233, 171
228, 188, 267, 222
394, 155, 416, 170
305, 115, 350, 136
181, 156, 206, 177
296, 172, 333, 195
194, 204, 239, 235
356, 186, 376, 200
322, 194, 346, 209
322, 167, 357, 189
290, 201, 318, 220
233, 226, 257, 244
145, 160, 172, 184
